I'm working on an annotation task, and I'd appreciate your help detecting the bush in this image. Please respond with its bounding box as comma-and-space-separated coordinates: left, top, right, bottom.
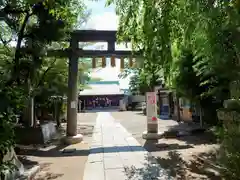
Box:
217, 123, 240, 180
0, 87, 24, 177
223, 99, 240, 113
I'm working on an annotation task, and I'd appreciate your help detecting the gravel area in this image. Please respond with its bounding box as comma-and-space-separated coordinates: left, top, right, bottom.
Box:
111, 111, 221, 180
17, 110, 221, 180
18, 112, 98, 180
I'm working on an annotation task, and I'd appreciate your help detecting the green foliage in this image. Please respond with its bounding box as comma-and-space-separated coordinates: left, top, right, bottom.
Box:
34, 58, 68, 104
217, 122, 240, 180
0, 0, 89, 175
173, 48, 202, 101
110, 0, 240, 99
110, 0, 240, 176
128, 69, 162, 94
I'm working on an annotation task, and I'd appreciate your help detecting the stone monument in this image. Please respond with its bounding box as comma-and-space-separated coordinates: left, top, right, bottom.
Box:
142, 92, 162, 139
217, 81, 240, 127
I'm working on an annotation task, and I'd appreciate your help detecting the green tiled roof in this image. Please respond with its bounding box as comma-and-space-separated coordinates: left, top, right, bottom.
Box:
88, 81, 120, 85
80, 84, 124, 96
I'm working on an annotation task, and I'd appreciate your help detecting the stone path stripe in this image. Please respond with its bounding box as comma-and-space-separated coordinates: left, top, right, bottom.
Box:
83, 112, 171, 180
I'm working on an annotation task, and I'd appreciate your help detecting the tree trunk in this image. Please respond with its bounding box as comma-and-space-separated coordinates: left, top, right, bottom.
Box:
22, 79, 34, 127
176, 94, 181, 122
13, 13, 30, 84
54, 102, 61, 127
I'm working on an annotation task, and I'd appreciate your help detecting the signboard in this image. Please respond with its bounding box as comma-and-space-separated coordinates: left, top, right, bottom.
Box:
146, 92, 158, 124
119, 99, 126, 111
160, 96, 169, 118
71, 101, 76, 108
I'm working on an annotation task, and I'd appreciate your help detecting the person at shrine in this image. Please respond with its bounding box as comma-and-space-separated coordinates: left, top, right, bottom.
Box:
105, 98, 109, 107
100, 98, 105, 108
95, 98, 99, 107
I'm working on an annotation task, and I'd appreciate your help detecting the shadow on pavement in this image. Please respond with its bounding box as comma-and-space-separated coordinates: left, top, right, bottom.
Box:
143, 140, 194, 152
124, 155, 174, 180
17, 157, 64, 180
17, 145, 147, 157
84, 108, 120, 113
134, 112, 146, 116
163, 129, 214, 147
34, 163, 64, 180
18, 155, 39, 172
155, 151, 222, 180
160, 122, 217, 146
123, 149, 222, 180
17, 140, 196, 158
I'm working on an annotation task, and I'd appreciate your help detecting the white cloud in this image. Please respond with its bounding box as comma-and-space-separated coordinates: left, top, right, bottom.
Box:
85, 12, 119, 30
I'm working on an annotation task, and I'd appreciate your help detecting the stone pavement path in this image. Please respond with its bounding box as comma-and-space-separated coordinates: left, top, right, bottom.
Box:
83, 112, 172, 180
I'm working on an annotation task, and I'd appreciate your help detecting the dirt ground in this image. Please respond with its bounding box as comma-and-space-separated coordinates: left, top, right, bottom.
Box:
111, 111, 221, 180
17, 111, 222, 180
17, 112, 97, 180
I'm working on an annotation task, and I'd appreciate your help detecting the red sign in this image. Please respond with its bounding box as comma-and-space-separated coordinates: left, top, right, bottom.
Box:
146, 92, 157, 124
152, 116, 157, 121
147, 94, 156, 104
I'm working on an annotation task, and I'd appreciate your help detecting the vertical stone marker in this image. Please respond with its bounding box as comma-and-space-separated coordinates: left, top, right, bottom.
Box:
142, 92, 162, 140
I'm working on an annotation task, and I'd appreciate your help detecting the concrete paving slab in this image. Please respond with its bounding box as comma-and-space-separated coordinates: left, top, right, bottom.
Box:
83, 112, 171, 180
83, 161, 105, 180
103, 152, 119, 159
119, 151, 136, 160
104, 156, 124, 169
105, 168, 128, 180
88, 153, 103, 163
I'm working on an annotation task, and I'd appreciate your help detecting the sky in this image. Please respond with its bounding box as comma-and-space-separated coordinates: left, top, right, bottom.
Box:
5, 0, 131, 89
82, 0, 132, 89
83, 0, 118, 30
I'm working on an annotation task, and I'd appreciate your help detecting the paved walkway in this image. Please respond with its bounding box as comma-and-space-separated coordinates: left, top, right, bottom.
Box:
83, 112, 171, 180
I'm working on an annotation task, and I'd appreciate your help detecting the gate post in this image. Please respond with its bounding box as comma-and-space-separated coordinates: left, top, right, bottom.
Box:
64, 37, 83, 144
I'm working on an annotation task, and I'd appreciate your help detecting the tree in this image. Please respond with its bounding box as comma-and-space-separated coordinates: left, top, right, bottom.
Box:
0, 0, 88, 176
110, 0, 240, 178
110, 0, 240, 107
126, 69, 162, 95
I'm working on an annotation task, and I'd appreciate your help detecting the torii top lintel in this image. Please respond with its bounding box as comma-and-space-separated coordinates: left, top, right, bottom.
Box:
46, 30, 140, 58
70, 30, 118, 42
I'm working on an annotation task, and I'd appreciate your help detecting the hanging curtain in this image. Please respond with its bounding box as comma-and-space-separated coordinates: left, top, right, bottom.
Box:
92, 57, 96, 68
129, 57, 133, 67
111, 56, 115, 67
102, 57, 106, 67
120, 57, 125, 69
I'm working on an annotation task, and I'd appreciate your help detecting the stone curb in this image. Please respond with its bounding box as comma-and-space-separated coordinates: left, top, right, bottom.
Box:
16, 165, 40, 180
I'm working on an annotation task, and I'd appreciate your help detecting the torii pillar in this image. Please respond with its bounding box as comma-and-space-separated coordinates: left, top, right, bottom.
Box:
63, 38, 83, 144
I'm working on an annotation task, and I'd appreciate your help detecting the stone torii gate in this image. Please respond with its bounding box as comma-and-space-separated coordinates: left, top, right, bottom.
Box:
49, 30, 140, 144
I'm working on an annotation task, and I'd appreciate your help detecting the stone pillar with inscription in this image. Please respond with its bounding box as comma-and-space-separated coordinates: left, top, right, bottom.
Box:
64, 38, 83, 144
217, 81, 240, 129
142, 92, 162, 140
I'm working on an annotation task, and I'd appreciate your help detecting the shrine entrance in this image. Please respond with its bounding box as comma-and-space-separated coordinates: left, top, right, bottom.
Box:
48, 30, 140, 142
79, 95, 124, 110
